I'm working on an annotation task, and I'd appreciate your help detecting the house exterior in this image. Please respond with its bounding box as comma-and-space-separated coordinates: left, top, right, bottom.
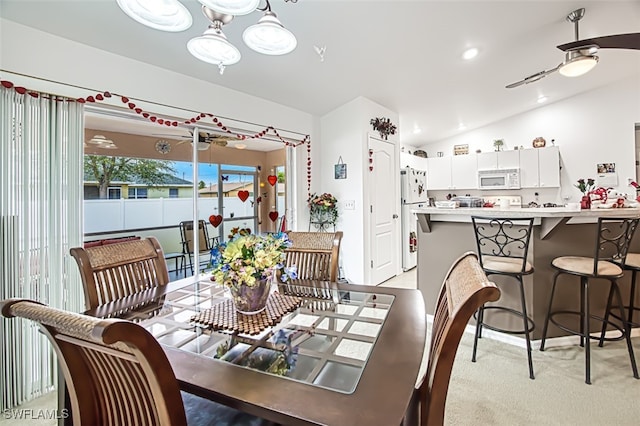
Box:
83, 173, 193, 200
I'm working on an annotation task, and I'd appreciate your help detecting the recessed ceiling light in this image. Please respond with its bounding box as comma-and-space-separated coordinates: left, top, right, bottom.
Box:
537, 95, 548, 104
235, 143, 247, 150
462, 47, 479, 60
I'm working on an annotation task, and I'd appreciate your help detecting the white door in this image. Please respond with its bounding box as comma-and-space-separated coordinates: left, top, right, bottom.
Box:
369, 136, 398, 284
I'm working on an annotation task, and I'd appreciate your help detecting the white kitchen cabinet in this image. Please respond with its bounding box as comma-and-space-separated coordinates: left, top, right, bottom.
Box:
477, 150, 519, 170
426, 154, 477, 190
519, 146, 560, 188
426, 156, 451, 190
451, 153, 478, 189
400, 152, 428, 171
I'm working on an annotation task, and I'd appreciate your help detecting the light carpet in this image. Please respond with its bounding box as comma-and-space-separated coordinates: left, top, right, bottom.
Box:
446, 333, 640, 425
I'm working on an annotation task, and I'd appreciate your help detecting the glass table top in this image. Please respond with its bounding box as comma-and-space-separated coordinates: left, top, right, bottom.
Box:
102, 280, 394, 394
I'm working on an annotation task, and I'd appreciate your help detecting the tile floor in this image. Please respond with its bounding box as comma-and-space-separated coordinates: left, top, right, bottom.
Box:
378, 267, 417, 290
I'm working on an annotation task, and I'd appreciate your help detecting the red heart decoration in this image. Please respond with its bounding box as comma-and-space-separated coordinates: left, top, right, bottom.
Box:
1, 81, 14, 88
77, 98, 86, 103
142, 113, 150, 118
269, 211, 279, 222
267, 175, 277, 186
128, 102, 135, 109
96, 94, 104, 100
134, 108, 142, 114
158, 119, 164, 125
121, 96, 129, 103
209, 214, 222, 228
86, 96, 95, 102
103, 92, 112, 98
15, 87, 26, 94
237, 191, 249, 202
209, 215, 223, 227
150, 116, 157, 122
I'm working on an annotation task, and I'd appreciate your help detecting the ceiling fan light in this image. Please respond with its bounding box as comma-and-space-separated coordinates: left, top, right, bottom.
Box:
116, 0, 192, 32
190, 141, 211, 151
187, 27, 241, 65
559, 52, 599, 77
88, 135, 113, 145
243, 11, 297, 55
197, 0, 260, 16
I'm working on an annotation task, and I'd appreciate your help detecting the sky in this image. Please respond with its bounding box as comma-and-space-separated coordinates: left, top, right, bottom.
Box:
171, 161, 255, 186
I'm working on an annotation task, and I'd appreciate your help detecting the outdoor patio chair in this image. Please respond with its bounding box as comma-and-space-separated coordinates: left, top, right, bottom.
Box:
0, 298, 275, 426
404, 252, 500, 426
179, 220, 219, 274
70, 236, 170, 310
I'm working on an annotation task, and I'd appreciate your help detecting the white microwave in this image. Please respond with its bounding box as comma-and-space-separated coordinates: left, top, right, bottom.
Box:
478, 168, 521, 190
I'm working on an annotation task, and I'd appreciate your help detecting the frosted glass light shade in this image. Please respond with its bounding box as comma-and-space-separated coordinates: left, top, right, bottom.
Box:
243, 11, 297, 55
559, 53, 598, 77
188, 27, 241, 65
116, 0, 192, 32
197, 0, 260, 15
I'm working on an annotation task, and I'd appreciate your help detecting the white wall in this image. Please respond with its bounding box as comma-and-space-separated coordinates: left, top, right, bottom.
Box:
0, 19, 317, 228
320, 97, 400, 283
418, 75, 640, 204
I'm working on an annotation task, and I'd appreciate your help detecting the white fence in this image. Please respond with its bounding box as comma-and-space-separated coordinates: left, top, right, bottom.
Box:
84, 197, 284, 253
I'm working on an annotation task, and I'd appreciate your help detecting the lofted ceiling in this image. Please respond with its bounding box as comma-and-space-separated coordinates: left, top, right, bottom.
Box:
1, 0, 639, 147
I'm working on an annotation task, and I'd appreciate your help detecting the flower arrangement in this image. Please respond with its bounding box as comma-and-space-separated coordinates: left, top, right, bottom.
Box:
575, 178, 595, 195
308, 192, 338, 223
370, 117, 397, 140
210, 233, 297, 289
227, 226, 251, 240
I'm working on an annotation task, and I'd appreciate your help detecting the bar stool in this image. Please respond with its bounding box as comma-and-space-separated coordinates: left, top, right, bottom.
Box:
600, 251, 640, 343
471, 216, 535, 379
540, 217, 640, 384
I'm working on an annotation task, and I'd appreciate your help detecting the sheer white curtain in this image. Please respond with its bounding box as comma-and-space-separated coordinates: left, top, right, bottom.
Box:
0, 86, 84, 410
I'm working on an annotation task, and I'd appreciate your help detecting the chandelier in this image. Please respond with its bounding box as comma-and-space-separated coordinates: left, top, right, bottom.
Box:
116, 0, 298, 74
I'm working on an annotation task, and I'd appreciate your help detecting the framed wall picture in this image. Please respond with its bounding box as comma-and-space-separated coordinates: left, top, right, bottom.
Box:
335, 157, 347, 179
335, 163, 347, 179
453, 144, 469, 155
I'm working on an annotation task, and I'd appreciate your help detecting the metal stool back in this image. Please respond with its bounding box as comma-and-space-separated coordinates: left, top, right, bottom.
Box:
471, 216, 535, 379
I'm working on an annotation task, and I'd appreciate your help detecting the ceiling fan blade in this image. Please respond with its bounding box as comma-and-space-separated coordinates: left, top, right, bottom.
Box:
505, 65, 560, 89
557, 33, 640, 51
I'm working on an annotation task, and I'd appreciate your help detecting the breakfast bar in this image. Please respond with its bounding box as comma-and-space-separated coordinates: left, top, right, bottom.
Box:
414, 206, 640, 339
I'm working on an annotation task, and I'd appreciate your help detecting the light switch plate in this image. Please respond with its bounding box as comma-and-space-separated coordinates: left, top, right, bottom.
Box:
344, 200, 356, 210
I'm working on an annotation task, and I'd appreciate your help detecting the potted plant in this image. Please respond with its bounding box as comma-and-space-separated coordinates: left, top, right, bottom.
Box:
493, 139, 505, 151
370, 117, 397, 140
308, 192, 338, 224
210, 233, 297, 314
575, 178, 595, 209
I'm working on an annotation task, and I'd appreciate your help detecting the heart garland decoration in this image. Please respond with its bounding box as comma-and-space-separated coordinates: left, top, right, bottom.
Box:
267, 175, 278, 186
268, 211, 279, 222
209, 215, 223, 227
237, 190, 250, 202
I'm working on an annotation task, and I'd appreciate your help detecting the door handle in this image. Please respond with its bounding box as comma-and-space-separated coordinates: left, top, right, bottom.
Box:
393, 214, 399, 219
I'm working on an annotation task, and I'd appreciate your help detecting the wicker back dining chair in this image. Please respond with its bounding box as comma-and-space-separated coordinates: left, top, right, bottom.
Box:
284, 231, 343, 282
0, 299, 274, 426
70, 236, 170, 310
405, 252, 500, 426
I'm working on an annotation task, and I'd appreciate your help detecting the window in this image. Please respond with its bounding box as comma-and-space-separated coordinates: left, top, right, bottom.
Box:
128, 187, 148, 199
169, 188, 179, 198
108, 187, 121, 199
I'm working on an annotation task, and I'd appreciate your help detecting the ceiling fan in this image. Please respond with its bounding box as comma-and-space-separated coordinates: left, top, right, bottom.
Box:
506, 8, 640, 89
164, 130, 238, 150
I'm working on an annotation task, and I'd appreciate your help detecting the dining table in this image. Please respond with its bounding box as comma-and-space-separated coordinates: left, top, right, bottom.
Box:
81, 275, 427, 426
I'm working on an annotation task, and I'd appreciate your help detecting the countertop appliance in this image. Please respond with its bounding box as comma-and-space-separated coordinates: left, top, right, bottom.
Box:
401, 168, 428, 271
451, 196, 484, 207
478, 168, 521, 190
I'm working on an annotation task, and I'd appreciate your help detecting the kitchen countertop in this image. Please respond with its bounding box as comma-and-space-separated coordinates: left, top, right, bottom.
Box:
412, 206, 640, 238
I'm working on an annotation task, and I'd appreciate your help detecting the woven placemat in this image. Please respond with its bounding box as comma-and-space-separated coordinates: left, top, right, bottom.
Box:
191, 292, 302, 335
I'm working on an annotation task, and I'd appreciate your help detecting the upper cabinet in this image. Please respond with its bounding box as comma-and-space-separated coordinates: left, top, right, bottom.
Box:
519, 146, 560, 188
477, 150, 519, 170
400, 152, 428, 171
426, 154, 477, 190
